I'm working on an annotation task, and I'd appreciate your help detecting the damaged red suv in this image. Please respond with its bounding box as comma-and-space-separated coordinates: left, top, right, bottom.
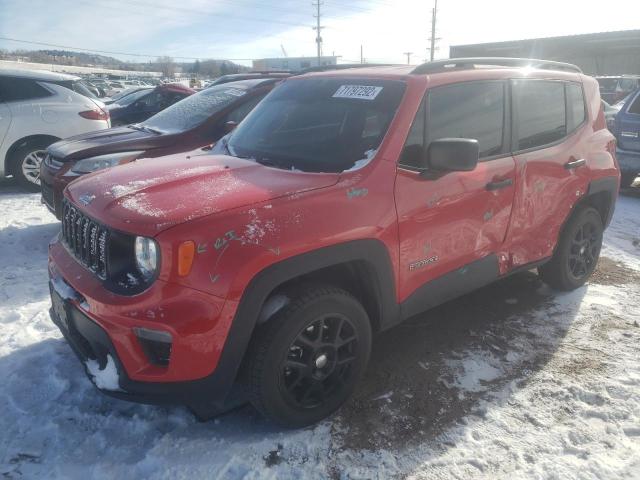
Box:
48, 59, 619, 427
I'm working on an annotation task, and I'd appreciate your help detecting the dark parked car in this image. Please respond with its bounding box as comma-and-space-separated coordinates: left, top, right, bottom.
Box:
103, 86, 152, 105
41, 78, 280, 218
108, 83, 195, 126
614, 88, 640, 188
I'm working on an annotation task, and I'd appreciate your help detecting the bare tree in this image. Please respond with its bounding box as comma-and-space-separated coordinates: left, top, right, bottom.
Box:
156, 56, 176, 78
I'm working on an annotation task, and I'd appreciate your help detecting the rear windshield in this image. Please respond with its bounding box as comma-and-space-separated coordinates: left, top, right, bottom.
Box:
227, 77, 406, 172
142, 84, 248, 133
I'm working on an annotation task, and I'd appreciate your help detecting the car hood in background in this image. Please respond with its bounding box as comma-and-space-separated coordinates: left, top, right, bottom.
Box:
47, 126, 179, 161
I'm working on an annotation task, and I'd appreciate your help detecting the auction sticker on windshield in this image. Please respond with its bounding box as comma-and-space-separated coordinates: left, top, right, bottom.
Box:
333, 85, 383, 100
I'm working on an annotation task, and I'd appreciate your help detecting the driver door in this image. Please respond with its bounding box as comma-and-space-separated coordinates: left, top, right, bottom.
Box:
394, 80, 516, 315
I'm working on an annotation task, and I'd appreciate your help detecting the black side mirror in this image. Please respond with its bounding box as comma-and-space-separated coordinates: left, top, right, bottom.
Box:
427, 138, 479, 172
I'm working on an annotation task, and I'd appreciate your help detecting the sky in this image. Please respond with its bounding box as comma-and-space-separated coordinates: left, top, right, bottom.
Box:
1, 0, 640, 66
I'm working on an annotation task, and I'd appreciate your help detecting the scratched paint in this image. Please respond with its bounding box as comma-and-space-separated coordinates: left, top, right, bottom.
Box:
347, 187, 369, 199
214, 230, 238, 250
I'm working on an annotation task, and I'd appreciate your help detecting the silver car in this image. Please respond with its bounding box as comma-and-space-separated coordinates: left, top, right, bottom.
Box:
0, 68, 110, 190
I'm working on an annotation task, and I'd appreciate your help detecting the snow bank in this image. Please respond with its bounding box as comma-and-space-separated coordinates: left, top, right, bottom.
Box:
85, 355, 121, 391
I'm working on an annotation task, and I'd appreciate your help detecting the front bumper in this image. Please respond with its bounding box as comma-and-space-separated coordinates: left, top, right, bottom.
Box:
49, 238, 243, 408
40, 163, 72, 219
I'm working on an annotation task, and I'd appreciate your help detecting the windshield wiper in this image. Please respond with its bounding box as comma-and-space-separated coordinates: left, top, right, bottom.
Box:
128, 124, 162, 135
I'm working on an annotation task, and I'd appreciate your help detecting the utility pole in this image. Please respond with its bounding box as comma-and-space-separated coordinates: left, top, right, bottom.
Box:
403, 52, 413, 65
427, 0, 440, 61
360, 45, 364, 64
312, 1, 324, 64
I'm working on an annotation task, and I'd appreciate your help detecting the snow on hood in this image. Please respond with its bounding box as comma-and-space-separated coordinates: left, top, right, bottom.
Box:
66, 152, 340, 236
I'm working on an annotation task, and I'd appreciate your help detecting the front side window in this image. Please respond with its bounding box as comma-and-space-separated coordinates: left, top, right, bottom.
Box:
428, 81, 505, 158
227, 78, 406, 172
143, 84, 250, 133
115, 88, 152, 107
513, 80, 566, 151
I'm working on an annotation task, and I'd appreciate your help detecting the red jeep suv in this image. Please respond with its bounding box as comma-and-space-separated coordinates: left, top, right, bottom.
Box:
48, 59, 619, 427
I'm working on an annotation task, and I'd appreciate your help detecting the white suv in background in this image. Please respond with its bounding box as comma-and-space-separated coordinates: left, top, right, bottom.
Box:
0, 69, 110, 190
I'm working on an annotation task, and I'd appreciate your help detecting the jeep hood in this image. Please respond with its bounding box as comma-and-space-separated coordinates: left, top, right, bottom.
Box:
66, 151, 339, 236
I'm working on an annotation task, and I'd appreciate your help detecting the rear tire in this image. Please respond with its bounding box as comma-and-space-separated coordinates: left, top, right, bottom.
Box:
9, 139, 52, 192
538, 207, 603, 291
245, 286, 371, 428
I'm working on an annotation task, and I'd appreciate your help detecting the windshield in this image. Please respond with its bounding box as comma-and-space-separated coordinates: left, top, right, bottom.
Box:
142, 84, 248, 133
114, 88, 152, 107
226, 77, 406, 172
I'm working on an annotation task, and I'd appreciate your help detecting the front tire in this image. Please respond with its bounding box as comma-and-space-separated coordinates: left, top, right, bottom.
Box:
9, 139, 52, 191
245, 286, 372, 428
538, 207, 603, 291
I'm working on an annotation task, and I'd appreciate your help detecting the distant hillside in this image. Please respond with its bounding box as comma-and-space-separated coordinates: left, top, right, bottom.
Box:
0, 49, 249, 76
37, 50, 124, 66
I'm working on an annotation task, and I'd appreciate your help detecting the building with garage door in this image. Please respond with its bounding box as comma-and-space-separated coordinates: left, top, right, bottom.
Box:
450, 30, 640, 75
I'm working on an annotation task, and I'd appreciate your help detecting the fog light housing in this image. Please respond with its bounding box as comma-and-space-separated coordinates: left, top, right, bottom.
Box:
134, 327, 172, 366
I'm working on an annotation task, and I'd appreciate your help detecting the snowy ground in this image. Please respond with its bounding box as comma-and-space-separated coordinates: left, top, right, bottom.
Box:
1, 180, 639, 479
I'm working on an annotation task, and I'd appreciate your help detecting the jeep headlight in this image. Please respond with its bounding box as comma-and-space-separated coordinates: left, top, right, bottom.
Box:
134, 236, 159, 281
68, 151, 143, 175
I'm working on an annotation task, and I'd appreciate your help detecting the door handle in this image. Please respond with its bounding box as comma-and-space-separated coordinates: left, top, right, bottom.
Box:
564, 158, 586, 170
486, 178, 513, 191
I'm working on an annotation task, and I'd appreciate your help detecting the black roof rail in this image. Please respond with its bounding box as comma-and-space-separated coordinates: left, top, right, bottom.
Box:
296, 63, 397, 75
411, 57, 582, 75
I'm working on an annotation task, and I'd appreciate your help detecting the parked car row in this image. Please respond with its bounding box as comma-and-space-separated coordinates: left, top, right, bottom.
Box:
43, 59, 621, 427
41, 78, 279, 217
612, 87, 640, 187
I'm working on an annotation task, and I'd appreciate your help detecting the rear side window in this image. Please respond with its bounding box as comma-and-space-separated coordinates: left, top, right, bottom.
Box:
0, 77, 52, 102
513, 80, 566, 150
566, 83, 586, 132
428, 81, 505, 158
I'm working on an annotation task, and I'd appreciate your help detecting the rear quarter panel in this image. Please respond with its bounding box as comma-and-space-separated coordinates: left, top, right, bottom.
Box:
2, 83, 109, 173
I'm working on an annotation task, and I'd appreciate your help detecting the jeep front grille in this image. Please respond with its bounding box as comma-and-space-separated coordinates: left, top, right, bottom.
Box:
62, 201, 109, 279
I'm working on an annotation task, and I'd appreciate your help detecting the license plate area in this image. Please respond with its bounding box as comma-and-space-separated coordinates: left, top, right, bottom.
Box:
51, 289, 69, 332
